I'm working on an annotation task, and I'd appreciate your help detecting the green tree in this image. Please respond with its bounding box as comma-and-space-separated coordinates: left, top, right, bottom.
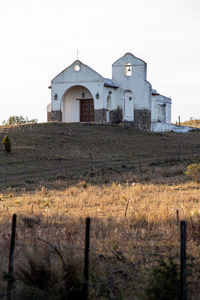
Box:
2, 116, 37, 125
2, 135, 11, 152
185, 163, 200, 183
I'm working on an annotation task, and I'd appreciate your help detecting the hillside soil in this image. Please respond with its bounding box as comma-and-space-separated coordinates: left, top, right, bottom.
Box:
0, 122, 200, 190
0, 123, 200, 299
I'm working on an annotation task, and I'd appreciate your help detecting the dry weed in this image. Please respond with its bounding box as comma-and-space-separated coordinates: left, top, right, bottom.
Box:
0, 182, 199, 298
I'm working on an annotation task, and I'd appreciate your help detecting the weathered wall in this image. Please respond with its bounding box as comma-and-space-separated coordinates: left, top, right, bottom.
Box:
151, 94, 171, 124
51, 111, 62, 121
109, 107, 123, 123
47, 112, 52, 122
94, 109, 106, 123
134, 109, 151, 130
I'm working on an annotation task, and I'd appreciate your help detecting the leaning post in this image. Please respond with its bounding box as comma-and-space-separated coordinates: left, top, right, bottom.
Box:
7, 214, 17, 300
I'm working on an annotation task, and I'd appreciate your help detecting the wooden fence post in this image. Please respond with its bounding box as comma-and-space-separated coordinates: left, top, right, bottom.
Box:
176, 209, 179, 225
89, 153, 94, 172
7, 214, 17, 300
178, 144, 181, 161
83, 217, 91, 300
180, 220, 187, 300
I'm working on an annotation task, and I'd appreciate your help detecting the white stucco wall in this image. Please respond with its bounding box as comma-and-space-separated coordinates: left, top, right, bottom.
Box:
49, 53, 172, 132
151, 123, 198, 133
103, 86, 120, 111
151, 94, 171, 124
51, 60, 105, 114
112, 53, 152, 112
47, 103, 51, 113
123, 90, 133, 121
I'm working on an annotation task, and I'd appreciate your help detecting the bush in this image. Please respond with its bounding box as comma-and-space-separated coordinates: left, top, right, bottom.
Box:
185, 163, 200, 183
16, 248, 85, 300
2, 135, 11, 152
141, 257, 180, 300
2, 115, 37, 125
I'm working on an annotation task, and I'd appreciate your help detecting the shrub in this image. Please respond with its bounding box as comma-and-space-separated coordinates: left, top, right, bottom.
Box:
2, 135, 11, 152
2, 115, 37, 125
141, 257, 180, 300
185, 163, 200, 183
16, 248, 85, 300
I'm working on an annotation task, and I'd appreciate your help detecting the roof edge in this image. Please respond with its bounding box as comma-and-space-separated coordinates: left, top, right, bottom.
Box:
51, 60, 104, 82
112, 52, 147, 66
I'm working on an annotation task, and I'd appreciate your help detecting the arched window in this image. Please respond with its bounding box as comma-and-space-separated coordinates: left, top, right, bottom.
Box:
124, 63, 132, 76
106, 95, 111, 110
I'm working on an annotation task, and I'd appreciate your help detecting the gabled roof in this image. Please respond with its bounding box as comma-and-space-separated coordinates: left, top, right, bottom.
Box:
52, 60, 104, 82
112, 52, 147, 66
152, 89, 159, 95
104, 78, 119, 88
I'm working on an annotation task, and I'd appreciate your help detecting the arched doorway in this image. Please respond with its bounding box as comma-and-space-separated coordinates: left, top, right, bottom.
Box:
62, 85, 94, 122
123, 90, 133, 121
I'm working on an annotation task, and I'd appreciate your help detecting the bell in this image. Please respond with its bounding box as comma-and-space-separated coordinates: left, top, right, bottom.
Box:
128, 67, 131, 72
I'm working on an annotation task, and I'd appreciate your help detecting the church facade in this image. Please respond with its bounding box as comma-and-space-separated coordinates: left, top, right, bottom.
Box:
47, 53, 171, 131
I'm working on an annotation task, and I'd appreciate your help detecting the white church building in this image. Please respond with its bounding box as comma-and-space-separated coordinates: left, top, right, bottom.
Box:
47, 53, 172, 131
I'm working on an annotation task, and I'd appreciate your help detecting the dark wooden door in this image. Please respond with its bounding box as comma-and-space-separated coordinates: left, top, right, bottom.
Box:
80, 99, 94, 122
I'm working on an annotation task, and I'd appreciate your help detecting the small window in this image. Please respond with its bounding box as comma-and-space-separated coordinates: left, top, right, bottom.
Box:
74, 64, 80, 72
124, 63, 132, 76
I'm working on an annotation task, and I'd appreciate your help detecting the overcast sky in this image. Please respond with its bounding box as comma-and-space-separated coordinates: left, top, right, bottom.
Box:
0, 0, 199, 123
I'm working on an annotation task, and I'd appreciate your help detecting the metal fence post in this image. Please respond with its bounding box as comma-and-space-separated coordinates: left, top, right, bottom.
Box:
7, 214, 17, 300
83, 217, 91, 300
180, 220, 187, 300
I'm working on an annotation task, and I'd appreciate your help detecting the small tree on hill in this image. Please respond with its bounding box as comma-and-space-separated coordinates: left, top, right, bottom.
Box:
185, 163, 200, 183
2, 135, 11, 152
2, 116, 37, 125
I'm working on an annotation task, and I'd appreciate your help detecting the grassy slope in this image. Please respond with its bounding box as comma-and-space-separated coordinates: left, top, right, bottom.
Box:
0, 122, 200, 190
0, 123, 200, 299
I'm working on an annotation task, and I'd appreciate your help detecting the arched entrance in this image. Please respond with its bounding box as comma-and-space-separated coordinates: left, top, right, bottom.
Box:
62, 85, 94, 122
123, 90, 133, 121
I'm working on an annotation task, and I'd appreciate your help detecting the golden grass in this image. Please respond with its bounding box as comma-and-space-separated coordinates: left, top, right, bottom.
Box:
0, 123, 200, 298
0, 181, 200, 298
180, 119, 200, 128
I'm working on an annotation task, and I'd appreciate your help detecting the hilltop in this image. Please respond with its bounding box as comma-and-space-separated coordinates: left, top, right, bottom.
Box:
0, 122, 200, 299
0, 122, 200, 190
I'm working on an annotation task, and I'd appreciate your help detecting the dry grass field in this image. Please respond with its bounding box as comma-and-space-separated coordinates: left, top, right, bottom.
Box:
0, 123, 200, 299
180, 119, 200, 128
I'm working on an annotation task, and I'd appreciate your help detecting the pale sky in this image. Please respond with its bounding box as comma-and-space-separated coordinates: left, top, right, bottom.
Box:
0, 0, 199, 123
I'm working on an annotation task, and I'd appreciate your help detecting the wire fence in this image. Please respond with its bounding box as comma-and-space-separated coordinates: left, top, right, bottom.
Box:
3, 215, 197, 300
